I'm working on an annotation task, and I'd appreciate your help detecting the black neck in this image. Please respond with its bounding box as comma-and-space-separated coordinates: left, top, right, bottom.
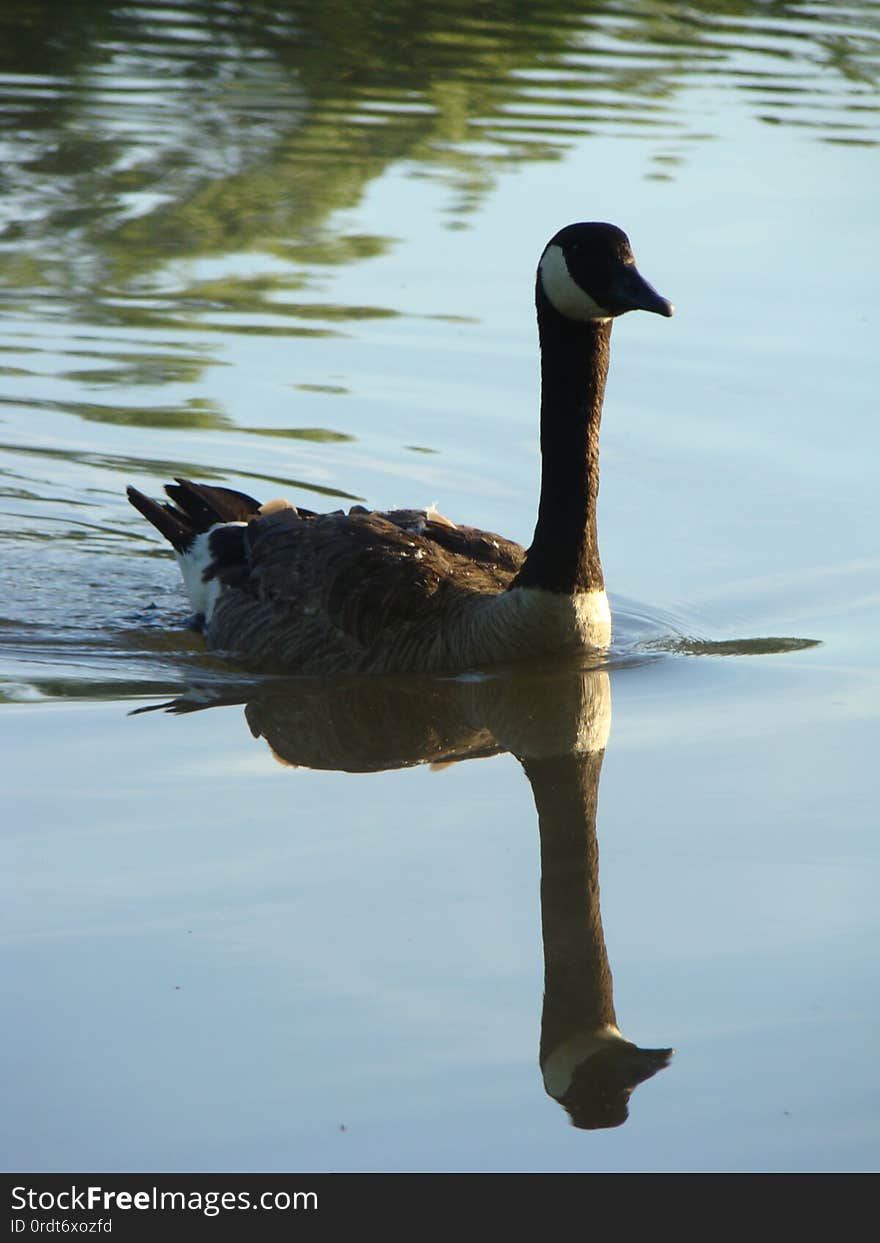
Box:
520, 751, 617, 1060
513, 288, 610, 594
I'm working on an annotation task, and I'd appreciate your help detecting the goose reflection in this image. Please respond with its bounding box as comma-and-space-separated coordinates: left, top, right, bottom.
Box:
144, 662, 673, 1129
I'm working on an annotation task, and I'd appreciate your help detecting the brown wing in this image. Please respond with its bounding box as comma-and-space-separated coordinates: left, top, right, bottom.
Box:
378, 508, 524, 574
206, 504, 525, 673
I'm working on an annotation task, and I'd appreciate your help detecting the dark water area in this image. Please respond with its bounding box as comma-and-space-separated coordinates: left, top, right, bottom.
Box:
1, 0, 879, 1172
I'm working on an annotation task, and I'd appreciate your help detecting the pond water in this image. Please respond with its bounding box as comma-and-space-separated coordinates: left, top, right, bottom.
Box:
1, 0, 878, 1173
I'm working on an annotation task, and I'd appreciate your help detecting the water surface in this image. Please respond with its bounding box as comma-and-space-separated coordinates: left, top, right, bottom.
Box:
1, 0, 879, 1172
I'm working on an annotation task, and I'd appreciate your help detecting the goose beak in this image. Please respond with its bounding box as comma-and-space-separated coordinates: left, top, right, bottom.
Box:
611, 264, 674, 317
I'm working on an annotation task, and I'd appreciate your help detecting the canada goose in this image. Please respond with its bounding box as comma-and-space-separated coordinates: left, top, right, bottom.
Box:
127, 222, 673, 674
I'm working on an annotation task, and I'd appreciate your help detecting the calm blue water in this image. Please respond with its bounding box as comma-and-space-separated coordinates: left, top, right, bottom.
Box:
1, 0, 878, 1172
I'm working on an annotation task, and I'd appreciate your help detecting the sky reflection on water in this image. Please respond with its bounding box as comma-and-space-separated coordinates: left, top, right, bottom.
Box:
1, 0, 878, 1172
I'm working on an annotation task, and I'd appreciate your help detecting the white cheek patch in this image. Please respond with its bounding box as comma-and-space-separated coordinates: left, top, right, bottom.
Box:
542, 1025, 627, 1098
539, 244, 611, 322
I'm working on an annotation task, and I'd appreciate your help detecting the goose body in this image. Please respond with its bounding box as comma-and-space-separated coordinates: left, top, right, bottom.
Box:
128, 222, 672, 675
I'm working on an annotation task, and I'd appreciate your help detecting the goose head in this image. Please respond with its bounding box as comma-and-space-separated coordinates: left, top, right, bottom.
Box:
537, 222, 674, 323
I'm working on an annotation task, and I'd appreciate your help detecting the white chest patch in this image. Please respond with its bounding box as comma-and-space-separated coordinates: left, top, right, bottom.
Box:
466, 586, 612, 671
538, 244, 611, 322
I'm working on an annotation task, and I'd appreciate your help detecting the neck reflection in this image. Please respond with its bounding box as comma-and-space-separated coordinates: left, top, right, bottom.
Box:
141, 661, 672, 1129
